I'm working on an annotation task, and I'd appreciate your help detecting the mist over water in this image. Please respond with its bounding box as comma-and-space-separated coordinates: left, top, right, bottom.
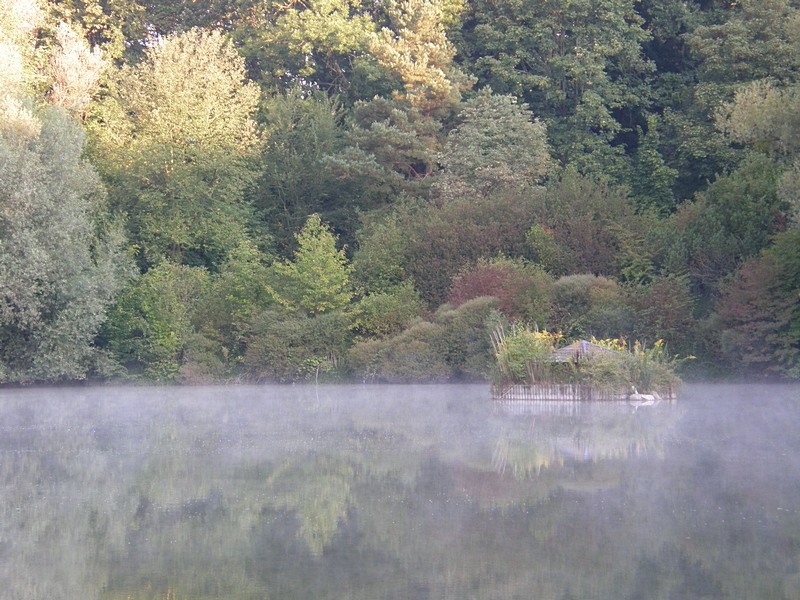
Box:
1, 384, 800, 599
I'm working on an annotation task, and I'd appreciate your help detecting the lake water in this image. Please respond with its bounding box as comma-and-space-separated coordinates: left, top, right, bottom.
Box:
1, 383, 800, 599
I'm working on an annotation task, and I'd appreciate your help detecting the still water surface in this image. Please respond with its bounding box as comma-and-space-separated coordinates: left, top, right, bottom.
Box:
1, 384, 800, 599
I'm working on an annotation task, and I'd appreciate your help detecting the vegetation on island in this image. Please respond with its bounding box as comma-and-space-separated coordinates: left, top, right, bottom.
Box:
1, 0, 799, 384
490, 325, 683, 397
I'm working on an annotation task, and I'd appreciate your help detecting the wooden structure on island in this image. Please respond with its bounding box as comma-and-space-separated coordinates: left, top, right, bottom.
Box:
490, 340, 678, 401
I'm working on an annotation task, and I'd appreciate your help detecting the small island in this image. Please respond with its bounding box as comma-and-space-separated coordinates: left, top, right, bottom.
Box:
491, 326, 682, 401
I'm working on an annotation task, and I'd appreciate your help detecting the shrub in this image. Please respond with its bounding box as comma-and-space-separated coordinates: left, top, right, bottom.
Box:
348, 296, 503, 382
353, 187, 544, 306
550, 274, 632, 339
243, 309, 352, 382
715, 229, 800, 379
526, 224, 572, 275
104, 263, 208, 381
350, 281, 425, 339
538, 169, 641, 277
179, 333, 229, 384
435, 296, 503, 380
449, 257, 552, 324
347, 321, 451, 383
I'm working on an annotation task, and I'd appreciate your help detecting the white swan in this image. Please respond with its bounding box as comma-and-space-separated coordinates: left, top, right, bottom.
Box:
629, 386, 656, 404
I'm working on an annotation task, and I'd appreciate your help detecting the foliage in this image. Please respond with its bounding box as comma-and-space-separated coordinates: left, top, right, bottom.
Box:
348, 296, 500, 381
715, 229, 800, 379
272, 214, 354, 314
550, 274, 633, 341
348, 320, 450, 383
4, 0, 800, 382
688, 0, 800, 99
369, 0, 473, 118
492, 327, 682, 394
449, 256, 552, 324
665, 154, 787, 295
576, 338, 683, 394
624, 339, 684, 395
89, 28, 261, 270
103, 262, 208, 382
243, 309, 352, 382
625, 275, 696, 356
456, 0, 653, 176
434, 296, 502, 379
717, 82, 800, 157
328, 96, 442, 198
0, 105, 131, 382
47, 22, 106, 118
491, 324, 561, 385
630, 116, 678, 214
256, 89, 352, 253
232, 0, 375, 94
350, 209, 411, 294
185, 240, 278, 379
354, 188, 544, 306
436, 89, 550, 199
350, 281, 425, 339
535, 169, 644, 278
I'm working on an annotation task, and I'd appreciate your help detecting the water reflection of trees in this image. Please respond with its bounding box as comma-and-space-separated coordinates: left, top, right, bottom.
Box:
489, 399, 683, 484
2, 385, 800, 599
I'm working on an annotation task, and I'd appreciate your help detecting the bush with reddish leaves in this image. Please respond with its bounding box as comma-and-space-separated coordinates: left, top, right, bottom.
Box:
449, 258, 552, 324
714, 229, 800, 378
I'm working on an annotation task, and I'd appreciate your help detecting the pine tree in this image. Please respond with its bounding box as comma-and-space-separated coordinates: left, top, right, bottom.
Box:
273, 214, 354, 314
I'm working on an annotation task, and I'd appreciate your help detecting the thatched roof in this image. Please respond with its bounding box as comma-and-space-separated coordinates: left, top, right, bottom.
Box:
546, 340, 620, 363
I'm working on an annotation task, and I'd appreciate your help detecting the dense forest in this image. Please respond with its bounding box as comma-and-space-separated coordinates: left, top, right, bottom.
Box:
0, 0, 798, 384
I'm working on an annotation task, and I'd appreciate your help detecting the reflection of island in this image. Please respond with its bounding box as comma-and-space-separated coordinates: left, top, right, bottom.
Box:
489, 397, 682, 472
493, 397, 677, 417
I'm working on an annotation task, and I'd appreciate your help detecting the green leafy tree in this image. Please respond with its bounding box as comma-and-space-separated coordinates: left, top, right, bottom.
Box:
232, 0, 376, 94
436, 89, 551, 199
630, 116, 678, 213
49, 0, 148, 61
717, 82, 800, 157
535, 168, 645, 278
256, 89, 354, 253
688, 0, 800, 105
104, 262, 209, 381
650, 0, 800, 202
0, 106, 131, 382
665, 154, 787, 296
457, 0, 652, 175
327, 96, 442, 199
89, 28, 261, 270
273, 214, 354, 314
717, 81, 800, 224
